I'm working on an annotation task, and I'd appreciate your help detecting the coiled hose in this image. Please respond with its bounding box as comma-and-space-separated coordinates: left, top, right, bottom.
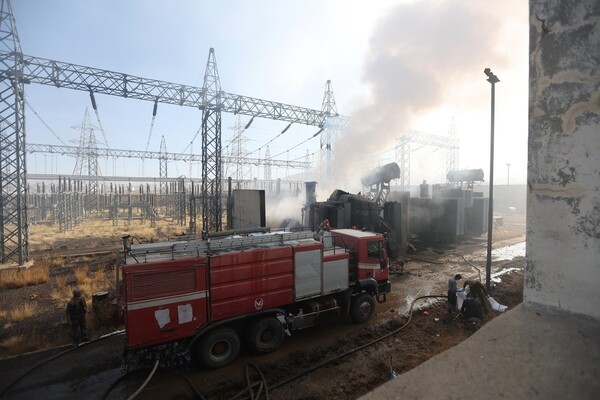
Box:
0, 330, 124, 398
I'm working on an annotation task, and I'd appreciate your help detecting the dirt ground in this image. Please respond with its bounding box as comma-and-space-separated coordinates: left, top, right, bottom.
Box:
0, 218, 525, 400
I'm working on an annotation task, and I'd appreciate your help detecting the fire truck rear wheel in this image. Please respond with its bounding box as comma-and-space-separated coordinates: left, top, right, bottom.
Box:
248, 317, 285, 354
197, 328, 241, 369
350, 293, 375, 323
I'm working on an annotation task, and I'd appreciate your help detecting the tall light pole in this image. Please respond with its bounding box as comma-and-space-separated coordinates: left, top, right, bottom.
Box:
506, 162, 511, 203
484, 68, 499, 292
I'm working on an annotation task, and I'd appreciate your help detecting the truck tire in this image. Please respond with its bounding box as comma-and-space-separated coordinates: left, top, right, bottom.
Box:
350, 293, 375, 324
248, 317, 285, 354
196, 328, 241, 369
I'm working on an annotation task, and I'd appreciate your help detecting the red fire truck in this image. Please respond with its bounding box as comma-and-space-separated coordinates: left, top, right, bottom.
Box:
118, 229, 391, 369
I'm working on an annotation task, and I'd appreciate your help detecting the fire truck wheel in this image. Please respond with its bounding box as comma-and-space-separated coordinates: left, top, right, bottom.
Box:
350, 293, 375, 323
248, 317, 285, 354
197, 328, 241, 369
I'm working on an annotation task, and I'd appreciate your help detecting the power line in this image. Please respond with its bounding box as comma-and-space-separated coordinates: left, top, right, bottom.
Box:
269, 127, 322, 159
24, 99, 68, 146
243, 122, 293, 157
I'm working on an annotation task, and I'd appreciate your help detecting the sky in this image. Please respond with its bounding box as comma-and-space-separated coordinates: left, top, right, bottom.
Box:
10, 0, 529, 196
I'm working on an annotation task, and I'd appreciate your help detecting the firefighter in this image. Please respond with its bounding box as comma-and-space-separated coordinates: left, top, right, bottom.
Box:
447, 274, 462, 314
318, 219, 331, 233
66, 289, 88, 344
459, 294, 483, 327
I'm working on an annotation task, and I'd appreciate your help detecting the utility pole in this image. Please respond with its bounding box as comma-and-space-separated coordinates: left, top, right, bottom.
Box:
484, 67, 500, 292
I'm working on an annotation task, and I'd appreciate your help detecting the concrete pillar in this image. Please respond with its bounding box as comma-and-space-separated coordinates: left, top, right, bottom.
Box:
527, 0, 600, 318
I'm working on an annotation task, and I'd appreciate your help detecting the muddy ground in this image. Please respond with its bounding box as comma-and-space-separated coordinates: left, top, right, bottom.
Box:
0, 228, 525, 400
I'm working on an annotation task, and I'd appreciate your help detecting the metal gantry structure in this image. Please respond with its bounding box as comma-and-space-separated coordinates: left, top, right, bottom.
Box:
319, 80, 350, 186
395, 129, 459, 190
0, 0, 27, 264
26, 142, 310, 170
226, 116, 253, 183
0, 0, 342, 264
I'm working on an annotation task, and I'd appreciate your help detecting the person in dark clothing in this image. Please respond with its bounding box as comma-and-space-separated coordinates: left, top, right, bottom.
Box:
66, 289, 88, 344
447, 274, 462, 313
460, 296, 483, 322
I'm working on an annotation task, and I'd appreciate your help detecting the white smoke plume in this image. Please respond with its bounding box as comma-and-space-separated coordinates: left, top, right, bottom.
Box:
332, 0, 520, 188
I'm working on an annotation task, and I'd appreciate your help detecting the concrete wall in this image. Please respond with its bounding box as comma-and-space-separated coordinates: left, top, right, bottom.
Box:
526, 0, 600, 319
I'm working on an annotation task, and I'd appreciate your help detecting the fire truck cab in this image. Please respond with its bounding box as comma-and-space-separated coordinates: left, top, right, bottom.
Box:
118, 228, 391, 369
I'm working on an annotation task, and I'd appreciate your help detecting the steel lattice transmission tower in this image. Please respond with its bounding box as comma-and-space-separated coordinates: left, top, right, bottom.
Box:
72, 108, 101, 193
0, 0, 28, 264
264, 146, 272, 181
446, 118, 459, 181
1, 3, 337, 250
200, 48, 223, 233
159, 135, 168, 196
319, 80, 338, 184
228, 115, 253, 182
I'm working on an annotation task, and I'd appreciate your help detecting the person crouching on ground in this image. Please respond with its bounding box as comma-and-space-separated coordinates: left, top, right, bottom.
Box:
447, 274, 462, 314
460, 294, 483, 323
66, 289, 88, 344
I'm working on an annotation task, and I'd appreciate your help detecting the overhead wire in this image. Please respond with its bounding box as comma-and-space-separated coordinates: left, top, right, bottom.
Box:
24, 99, 68, 146
268, 127, 323, 160
88, 90, 111, 151
290, 151, 315, 162
243, 122, 293, 158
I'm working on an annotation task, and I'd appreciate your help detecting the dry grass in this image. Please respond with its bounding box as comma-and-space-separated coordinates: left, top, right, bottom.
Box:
0, 330, 69, 356
51, 267, 115, 305
0, 265, 50, 290
75, 266, 91, 285
51, 274, 71, 303
95, 271, 106, 282
28, 219, 187, 252
7, 303, 37, 323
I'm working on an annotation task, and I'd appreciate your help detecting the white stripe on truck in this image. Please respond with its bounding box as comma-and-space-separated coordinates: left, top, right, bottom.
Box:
358, 262, 380, 270
127, 291, 208, 311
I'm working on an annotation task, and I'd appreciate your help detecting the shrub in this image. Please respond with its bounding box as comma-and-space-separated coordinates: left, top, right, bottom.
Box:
0, 265, 50, 289
7, 303, 37, 323
74, 266, 91, 285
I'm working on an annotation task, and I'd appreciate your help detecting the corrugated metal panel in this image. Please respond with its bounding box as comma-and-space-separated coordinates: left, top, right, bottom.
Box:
211, 274, 294, 301
211, 258, 293, 284
209, 246, 295, 321
131, 269, 196, 301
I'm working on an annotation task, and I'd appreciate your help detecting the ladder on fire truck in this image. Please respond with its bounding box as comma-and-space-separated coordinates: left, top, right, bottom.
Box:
122, 230, 318, 264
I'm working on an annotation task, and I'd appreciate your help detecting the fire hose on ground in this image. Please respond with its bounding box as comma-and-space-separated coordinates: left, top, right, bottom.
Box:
101, 294, 448, 400
1, 295, 449, 400
0, 330, 125, 399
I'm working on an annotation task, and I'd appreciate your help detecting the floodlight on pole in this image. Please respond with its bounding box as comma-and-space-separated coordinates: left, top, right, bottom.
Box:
484, 67, 499, 292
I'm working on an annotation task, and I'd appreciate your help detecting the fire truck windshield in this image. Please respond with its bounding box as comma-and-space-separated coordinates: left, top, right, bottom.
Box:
367, 240, 380, 259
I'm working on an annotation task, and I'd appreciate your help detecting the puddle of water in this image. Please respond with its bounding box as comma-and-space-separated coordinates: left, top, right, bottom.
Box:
399, 287, 443, 317
471, 241, 526, 262
492, 242, 525, 261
